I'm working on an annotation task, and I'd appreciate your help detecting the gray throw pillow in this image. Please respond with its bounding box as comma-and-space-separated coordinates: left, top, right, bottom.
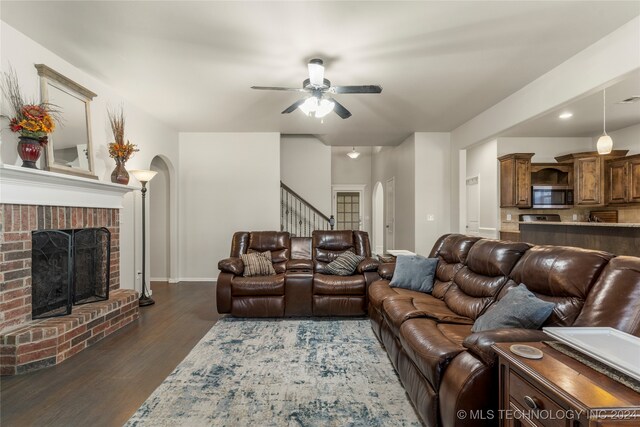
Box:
389, 255, 438, 293
324, 251, 365, 276
471, 284, 555, 332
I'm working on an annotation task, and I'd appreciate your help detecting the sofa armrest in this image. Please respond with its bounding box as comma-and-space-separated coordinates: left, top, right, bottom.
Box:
357, 257, 380, 273
463, 328, 549, 366
286, 259, 313, 271
378, 262, 395, 280
218, 257, 244, 276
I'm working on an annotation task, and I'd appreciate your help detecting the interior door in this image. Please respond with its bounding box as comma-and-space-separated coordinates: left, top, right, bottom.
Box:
466, 176, 479, 235
386, 178, 395, 250
335, 191, 361, 230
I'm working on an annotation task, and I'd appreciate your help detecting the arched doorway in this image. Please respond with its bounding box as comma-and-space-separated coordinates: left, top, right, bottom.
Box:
372, 181, 384, 255
149, 156, 172, 282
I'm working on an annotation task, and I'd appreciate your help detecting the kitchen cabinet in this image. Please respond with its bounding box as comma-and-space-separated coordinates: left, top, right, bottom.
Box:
555, 150, 627, 207
606, 154, 640, 205
499, 153, 534, 208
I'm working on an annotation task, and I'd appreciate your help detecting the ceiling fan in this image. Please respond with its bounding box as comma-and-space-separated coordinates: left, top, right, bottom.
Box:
251, 58, 382, 119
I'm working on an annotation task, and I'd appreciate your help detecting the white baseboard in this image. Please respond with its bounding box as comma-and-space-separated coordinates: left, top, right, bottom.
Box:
150, 277, 169, 282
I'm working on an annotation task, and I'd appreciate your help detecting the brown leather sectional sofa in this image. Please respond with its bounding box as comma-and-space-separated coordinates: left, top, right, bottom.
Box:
216, 230, 379, 317
370, 234, 640, 427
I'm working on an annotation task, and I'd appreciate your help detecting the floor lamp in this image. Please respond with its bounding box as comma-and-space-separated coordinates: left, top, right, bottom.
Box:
130, 169, 158, 307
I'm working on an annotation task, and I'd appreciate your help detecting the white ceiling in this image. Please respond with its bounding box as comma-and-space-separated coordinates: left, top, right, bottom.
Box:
502, 71, 640, 137
2, 1, 639, 146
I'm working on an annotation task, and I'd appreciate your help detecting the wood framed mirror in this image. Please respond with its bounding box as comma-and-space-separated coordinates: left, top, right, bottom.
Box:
35, 64, 98, 179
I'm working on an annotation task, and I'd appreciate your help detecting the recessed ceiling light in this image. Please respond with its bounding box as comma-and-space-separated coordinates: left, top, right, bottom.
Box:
558, 112, 573, 119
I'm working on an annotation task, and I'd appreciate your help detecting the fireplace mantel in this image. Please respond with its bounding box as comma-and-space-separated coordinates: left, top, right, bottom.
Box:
0, 164, 136, 209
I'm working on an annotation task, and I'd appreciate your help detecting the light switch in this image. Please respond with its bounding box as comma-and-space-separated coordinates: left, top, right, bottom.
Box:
506, 214, 512, 221
572, 214, 578, 221
427, 214, 435, 221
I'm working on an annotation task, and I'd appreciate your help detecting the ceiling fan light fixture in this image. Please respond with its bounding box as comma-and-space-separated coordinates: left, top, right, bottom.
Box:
347, 147, 361, 159
315, 99, 335, 118
308, 59, 324, 87
597, 88, 613, 155
298, 96, 318, 116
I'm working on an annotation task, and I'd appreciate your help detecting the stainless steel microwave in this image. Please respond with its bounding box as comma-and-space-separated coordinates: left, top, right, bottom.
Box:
531, 185, 574, 209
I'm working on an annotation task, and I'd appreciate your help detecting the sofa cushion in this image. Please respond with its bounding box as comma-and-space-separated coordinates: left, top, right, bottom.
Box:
471, 284, 555, 332
573, 256, 640, 335
508, 245, 613, 327
241, 251, 276, 277
436, 323, 473, 347
231, 273, 285, 296
443, 240, 531, 320
369, 280, 424, 311
430, 234, 482, 299
248, 231, 290, 274
324, 251, 365, 276
390, 255, 438, 293
382, 297, 473, 336
313, 274, 366, 295
399, 318, 467, 390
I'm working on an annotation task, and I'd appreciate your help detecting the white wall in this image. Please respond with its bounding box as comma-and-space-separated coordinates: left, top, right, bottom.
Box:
150, 156, 170, 281
178, 132, 280, 281
280, 135, 331, 216
414, 133, 451, 255
394, 135, 416, 251
331, 147, 372, 234
0, 22, 180, 292
465, 139, 498, 239
592, 123, 640, 155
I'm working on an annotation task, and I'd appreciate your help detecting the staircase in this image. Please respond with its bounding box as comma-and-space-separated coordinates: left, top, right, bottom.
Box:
281, 182, 333, 237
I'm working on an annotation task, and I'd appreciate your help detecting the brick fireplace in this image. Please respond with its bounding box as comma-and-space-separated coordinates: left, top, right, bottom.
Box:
0, 165, 139, 375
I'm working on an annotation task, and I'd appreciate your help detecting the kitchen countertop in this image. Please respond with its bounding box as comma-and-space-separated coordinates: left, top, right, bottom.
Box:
518, 221, 640, 228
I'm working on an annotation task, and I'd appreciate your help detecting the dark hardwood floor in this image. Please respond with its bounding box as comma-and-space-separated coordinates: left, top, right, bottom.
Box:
1, 282, 219, 427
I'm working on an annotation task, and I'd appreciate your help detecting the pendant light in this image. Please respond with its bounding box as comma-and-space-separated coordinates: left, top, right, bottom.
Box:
597, 88, 613, 155
347, 147, 360, 159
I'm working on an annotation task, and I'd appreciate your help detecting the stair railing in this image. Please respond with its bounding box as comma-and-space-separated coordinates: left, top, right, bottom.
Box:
280, 182, 334, 237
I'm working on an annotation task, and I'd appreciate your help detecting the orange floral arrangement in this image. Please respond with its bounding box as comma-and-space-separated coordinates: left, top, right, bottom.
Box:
107, 107, 138, 161
2, 69, 59, 144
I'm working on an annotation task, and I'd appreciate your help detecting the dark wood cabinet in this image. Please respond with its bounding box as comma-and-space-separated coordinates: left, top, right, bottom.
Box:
555, 151, 628, 207
499, 153, 534, 208
606, 154, 640, 205
495, 342, 640, 427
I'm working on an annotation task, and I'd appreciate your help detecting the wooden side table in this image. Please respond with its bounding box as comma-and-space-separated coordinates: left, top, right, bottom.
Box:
493, 342, 640, 427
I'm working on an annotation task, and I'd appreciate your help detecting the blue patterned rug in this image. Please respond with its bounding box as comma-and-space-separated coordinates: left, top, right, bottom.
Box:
126, 318, 422, 426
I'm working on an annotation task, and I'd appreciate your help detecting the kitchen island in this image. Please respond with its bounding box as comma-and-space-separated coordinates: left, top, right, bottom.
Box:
519, 221, 640, 256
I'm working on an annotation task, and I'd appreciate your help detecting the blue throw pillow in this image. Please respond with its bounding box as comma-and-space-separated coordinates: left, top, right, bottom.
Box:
389, 255, 438, 293
471, 284, 555, 332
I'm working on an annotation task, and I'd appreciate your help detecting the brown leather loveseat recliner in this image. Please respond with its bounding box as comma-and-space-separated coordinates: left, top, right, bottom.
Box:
369, 233, 640, 427
217, 230, 379, 317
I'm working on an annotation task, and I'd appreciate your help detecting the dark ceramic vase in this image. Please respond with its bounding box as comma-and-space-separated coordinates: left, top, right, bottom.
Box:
111, 158, 130, 184
17, 136, 43, 169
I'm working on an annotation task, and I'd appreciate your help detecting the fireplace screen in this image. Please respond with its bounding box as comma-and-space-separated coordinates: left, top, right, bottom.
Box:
32, 231, 72, 319
31, 228, 110, 320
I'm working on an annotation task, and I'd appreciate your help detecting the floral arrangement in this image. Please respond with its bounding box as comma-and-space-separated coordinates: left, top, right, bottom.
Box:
1, 68, 59, 144
107, 107, 138, 162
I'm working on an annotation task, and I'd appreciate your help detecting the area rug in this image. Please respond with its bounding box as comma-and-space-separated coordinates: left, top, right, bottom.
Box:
126, 317, 422, 426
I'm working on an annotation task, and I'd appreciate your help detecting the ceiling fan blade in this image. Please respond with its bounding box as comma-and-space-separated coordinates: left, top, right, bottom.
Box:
281, 98, 307, 114
328, 98, 352, 119
251, 86, 309, 92
330, 85, 382, 94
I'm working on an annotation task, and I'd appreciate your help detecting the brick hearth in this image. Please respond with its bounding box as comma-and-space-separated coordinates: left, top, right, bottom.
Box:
1, 289, 138, 375
0, 203, 139, 375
